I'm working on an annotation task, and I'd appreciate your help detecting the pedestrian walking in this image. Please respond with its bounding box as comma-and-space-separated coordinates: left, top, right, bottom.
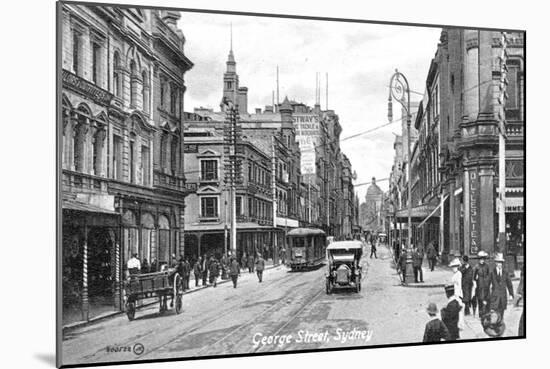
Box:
423, 302, 450, 342
229, 257, 240, 288
221, 253, 229, 280
241, 253, 247, 272
370, 241, 377, 259
247, 253, 255, 273
193, 257, 202, 287
208, 257, 220, 287
201, 254, 209, 286
488, 253, 514, 318
441, 284, 462, 341
255, 253, 265, 283
280, 248, 286, 265
473, 250, 491, 317
426, 242, 437, 271
517, 269, 524, 336
397, 247, 408, 284
449, 258, 463, 299
460, 255, 475, 315
393, 241, 400, 264
183, 257, 191, 290
412, 246, 424, 283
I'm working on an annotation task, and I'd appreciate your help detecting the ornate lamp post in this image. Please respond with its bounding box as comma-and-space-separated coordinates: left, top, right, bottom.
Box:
388, 69, 412, 251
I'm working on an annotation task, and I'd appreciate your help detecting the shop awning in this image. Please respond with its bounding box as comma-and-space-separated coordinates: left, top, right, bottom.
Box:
395, 203, 438, 220
496, 197, 524, 213
276, 217, 300, 228
418, 195, 448, 227
62, 199, 118, 215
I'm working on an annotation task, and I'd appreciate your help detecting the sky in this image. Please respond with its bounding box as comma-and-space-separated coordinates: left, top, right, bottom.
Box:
177, 12, 441, 201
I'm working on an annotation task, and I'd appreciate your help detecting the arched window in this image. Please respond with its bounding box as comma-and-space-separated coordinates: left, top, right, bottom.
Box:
92, 127, 106, 176
141, 69, 150, 114
141, 213, 155, 263
73, 109, 89, 173
160, 80, 166, 108
72, 30, 82, 76
113, 52, 121, 97
130, 60, 137, 108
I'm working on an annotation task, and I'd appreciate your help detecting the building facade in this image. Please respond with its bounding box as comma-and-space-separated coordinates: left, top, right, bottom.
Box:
60, 4, 192, 323
387, 29, 524, 268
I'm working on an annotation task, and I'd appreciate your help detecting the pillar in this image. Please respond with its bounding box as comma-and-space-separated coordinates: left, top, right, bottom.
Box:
479, 165, 496, 254
81, 224, 89, 321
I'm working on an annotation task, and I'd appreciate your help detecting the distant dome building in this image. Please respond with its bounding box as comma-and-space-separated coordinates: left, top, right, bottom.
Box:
360, 177, 386, 234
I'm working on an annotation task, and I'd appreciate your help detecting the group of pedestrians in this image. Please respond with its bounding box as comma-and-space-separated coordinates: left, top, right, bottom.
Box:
424, 250, 522, 342
396, 244, 426, 283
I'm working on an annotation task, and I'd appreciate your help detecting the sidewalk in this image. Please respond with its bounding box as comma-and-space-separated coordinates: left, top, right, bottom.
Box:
63, 261, 282, 332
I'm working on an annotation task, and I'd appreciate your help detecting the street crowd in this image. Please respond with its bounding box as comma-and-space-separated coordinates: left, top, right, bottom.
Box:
126, 251, 269, 290
387, 239, 524, 342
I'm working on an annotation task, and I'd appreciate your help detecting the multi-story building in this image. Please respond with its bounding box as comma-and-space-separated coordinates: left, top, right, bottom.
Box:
436, 29, 524, 266
60, 4, 192, 323
181, 130, 274, 261
389, 29, 524, 268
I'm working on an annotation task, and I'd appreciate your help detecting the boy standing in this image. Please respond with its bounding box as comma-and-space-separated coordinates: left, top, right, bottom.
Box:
423, 302, 449, 342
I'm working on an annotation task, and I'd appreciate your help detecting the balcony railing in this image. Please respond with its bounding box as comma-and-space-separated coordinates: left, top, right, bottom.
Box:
506, 122, 524, 137
154, 170, 185, 191
62, 170, 109, 193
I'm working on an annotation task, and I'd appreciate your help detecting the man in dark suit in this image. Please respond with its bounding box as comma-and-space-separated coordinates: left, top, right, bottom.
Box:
489, 253, 514, 318
473, 250, 491, 317
441, 284, 462, 340
460, 255, 475, 315
412, 246, 424, 283
397, 248, 408, 284
423, 302, 450, 342
426, 242, 437, 271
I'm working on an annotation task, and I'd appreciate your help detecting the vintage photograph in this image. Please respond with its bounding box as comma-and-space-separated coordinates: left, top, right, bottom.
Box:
57, 1, 525, 367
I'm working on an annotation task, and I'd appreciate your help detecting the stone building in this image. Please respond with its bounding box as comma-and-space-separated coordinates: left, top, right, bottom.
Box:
436, 29, 524, 265
60, 4, 192, 323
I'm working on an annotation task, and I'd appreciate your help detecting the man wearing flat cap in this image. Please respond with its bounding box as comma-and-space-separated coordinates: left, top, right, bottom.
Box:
473, 250, 491, 318
489, 253, 514, 318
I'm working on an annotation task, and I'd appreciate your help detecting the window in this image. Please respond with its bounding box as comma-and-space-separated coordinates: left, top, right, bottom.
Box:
142, 70, 149, 113
72, 32, 81, 76
113, 52, 121, 97
160, 81, 166, 108
201, 160, 218, 180
141, 145, 150, 186
130, 60, 137, 108
201, 197, 218, 218
92, 42, 101, 84
170, 85, 178, 114
92, 129, 105, 176
160, 134, 168, 169
129, 139, 135, 183
113, 135, 122, 180
170, 137, 178, 174
506, 61, 520, 110
73, 119, 86, 172
236, 196, 242, 216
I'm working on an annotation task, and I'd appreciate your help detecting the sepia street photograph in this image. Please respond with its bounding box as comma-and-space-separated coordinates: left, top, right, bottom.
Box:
57, 1, 525, 367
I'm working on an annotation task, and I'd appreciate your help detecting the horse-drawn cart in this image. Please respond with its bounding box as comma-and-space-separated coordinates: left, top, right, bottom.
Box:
124, 270, 183, 321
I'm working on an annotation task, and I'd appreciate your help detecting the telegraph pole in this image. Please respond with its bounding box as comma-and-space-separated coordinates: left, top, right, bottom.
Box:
222, 98, 241, 256
497, 32, 509, 254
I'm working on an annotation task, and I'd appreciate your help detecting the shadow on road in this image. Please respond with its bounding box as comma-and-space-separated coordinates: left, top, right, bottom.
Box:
287, 263, 326, 273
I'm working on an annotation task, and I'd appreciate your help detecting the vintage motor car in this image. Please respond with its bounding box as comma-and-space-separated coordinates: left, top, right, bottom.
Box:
325, 240, 363, 294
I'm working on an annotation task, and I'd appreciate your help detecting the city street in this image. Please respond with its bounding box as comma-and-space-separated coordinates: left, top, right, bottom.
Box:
62, 244, 522, 365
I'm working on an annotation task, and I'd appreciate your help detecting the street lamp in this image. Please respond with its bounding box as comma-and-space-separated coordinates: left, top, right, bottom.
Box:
388, 69, 412, 250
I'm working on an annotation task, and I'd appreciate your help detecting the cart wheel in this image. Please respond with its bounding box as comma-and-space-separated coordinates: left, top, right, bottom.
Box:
175, 294, 183, 314
127, 302, 136, 321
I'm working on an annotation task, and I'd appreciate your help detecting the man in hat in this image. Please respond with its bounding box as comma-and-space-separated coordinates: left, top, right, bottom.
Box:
423, 302, 450, 342
397, 247, 408, 284
460, 255, 475, 316
426, 241, 437, 271
412, 246, 424, 283
473, 250, 491, 317
255, 253, 266, 283
449, 258, 463, 300
488, 253, 514, 318
441, 284, 462, 341
229, 256, 240, 288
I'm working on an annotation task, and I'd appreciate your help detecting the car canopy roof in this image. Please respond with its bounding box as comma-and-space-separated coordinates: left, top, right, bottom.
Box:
327, 241, 363, 250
